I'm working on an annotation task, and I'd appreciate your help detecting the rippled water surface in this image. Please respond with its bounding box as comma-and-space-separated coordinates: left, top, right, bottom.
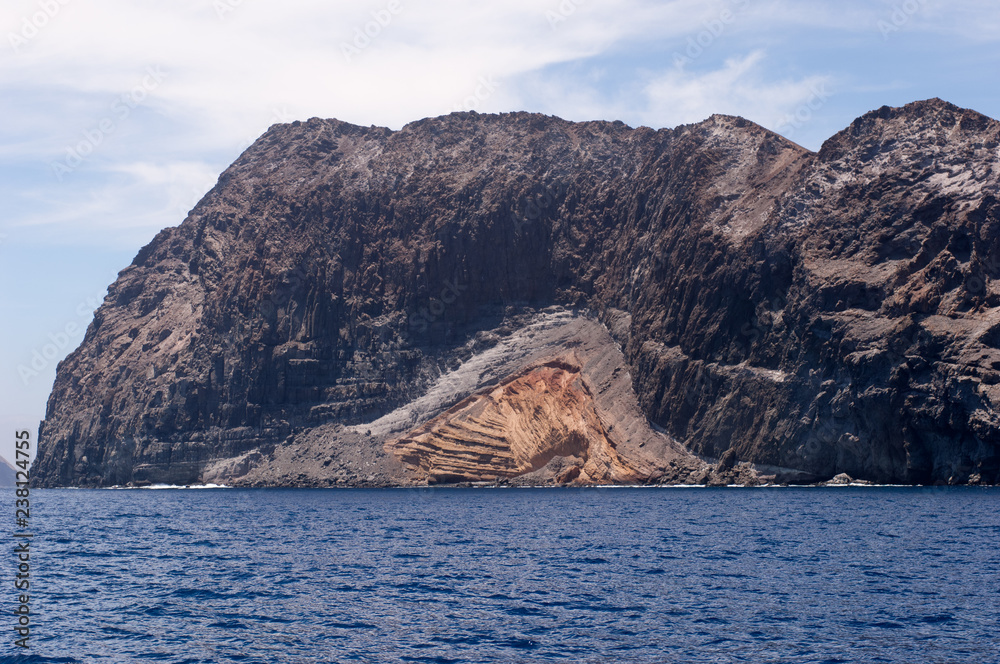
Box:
4, 487, 999, 663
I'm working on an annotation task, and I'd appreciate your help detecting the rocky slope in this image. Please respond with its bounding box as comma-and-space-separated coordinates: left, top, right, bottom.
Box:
33, 98, 1000, 487
0, 456, 16, 489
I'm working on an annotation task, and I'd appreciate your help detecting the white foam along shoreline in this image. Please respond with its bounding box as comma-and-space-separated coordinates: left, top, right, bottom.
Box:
104, 483, 231, 490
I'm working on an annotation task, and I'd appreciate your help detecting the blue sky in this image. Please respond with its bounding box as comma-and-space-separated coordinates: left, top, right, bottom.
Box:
2, 0, 999, 464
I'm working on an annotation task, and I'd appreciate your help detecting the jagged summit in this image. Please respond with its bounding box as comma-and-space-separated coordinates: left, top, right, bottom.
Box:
33, 100, 1000, 488
818, 97, 1000, 161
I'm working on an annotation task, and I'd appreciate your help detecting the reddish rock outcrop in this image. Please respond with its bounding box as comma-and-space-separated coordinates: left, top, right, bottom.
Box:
388, 358, 640, 485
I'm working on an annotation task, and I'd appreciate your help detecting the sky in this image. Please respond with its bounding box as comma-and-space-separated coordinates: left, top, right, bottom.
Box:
1, 0, 999, 465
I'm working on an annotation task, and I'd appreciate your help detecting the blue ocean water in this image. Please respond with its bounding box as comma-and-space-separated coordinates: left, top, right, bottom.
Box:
2, 486, 999, 663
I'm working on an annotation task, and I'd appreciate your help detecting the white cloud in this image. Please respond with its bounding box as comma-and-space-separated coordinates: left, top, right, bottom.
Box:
110, 160, 222, 220
642, 51, 833, 132
7, 159, 222, 249
0, 0, 733, 246
0, 0, 997, 248
4, 0, 641, 133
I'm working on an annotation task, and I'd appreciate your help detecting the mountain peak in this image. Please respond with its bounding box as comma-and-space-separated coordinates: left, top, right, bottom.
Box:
819, 98, 998, 161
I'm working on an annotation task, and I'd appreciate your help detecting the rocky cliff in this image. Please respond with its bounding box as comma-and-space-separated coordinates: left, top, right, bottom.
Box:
33, 99, 1000, 487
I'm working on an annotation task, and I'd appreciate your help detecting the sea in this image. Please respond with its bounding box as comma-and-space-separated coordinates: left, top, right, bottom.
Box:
2, 486, 998, 663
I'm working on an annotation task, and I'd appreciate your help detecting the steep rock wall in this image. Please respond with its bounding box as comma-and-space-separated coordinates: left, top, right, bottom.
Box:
32, 99, 1000, 487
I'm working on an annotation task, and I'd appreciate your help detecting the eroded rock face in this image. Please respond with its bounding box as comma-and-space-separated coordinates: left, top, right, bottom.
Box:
388, 358, 639, 485
32, 98, 1000, 487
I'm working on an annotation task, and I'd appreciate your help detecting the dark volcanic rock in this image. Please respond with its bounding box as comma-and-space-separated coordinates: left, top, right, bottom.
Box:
33, 99, 1000, 487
